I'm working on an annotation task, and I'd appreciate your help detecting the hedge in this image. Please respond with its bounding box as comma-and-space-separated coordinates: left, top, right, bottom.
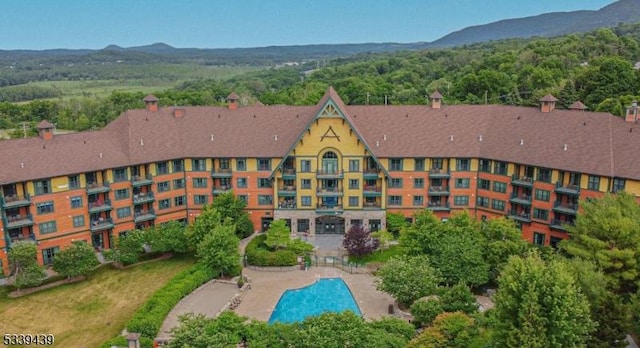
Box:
100, 262, 216, 347
245, 234, 298, 266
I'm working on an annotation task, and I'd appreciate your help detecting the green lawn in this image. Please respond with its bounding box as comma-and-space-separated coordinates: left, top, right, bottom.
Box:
348, 245, 403, 264
0, 256, 195, 348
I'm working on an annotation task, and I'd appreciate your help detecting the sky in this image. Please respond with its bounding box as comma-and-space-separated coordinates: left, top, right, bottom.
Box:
0, 0, 616, 50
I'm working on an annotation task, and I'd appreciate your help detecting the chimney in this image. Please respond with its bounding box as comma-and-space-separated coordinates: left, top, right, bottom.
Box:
430, 91, 443, 109
173, 107, 185, 118
625, 101, 638, 123
227, 92, 240, 110
35, 120, 55, 140
539, 94, 558, 113
143, 95, 159, 112
568, 101, 587, 111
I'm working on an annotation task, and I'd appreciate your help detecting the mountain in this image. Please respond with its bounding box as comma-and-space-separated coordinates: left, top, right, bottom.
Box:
431, 0, 640, 47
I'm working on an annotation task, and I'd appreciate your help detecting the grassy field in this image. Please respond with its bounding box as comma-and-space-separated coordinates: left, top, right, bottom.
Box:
0, 257, 195, 348
348, 245, 403, 265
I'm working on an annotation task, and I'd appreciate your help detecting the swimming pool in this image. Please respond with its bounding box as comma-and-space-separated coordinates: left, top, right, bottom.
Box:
268, 277, 362, 324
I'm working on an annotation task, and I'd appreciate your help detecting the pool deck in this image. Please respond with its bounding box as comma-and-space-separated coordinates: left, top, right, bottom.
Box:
235, 267, 395, 322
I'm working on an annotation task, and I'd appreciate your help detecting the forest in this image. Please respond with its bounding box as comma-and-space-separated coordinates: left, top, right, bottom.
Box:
1, 23, 640, 136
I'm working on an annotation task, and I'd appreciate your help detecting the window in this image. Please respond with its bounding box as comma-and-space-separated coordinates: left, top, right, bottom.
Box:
351, 219, 362, 227
158, 199, 171, 210
477, 196, 490, 207
192, 159, 206, 171
478, 178, 490, 190
39, 221, 57, 234
115, 188, 129, 200
72, 215, 85, 228
612, 178, 626, 193
349, 160, 360, 172
301, 196, 312, 206
298, 219, 310, 232
533, 232, 545, 246
300, 160, 311, 172
388, 195, 402, 206
258, 159, 271, 171
587, 176, 600, 191
537, 168, 551, 183
113, 167, 128, 182
301, 179, 311, 189
369, 219, 381, 232
456, 158, 470, 171
389, 178, 403, 188
36, 201, 54, 214
172, 159, 184, 172
533, 208, 548, 221
219, 158, 230, 170
156, 162, 169, 175
349, 196, 359, 207
454, 196, 469, 206
493, 161, 508, 175
237, 195, 248, 203
414, 158, 425, 171
157, 181, 170, 192
70, 196, 83, 209
236, 158, 246, 171
455, 178, 470, 188
174, 196, 186, 207
431, 158, 443, 170
237, 178, 247, 188
479, 159, 492, 173
491, 199, 505, 211
194, 195, 208, 205
534, 189, 550, 202
414, 178, 424, 188
42, 247, 59, 265
192, 178, 208, 188
389, 158, 403, 171
68, 175, 80, 189
117, 207, 131, 219
349, 179, 359, 189
34, 179, 51, 195
258, 178, 272, 188
493, 182, 507, 193
550, 237, 563, 248
413, 195, 424, 206
173, 178, 185, 190
258, 195, 273, 205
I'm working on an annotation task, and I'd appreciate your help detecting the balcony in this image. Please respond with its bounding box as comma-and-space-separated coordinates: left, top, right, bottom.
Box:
134, 209, 156, 223
212, 184, 233, 194
363, 201, 382, 210
550, 219, 574, 231
211, 168, 233, 178
316, 170, 343, 179
277, 201, 297, 210
131, 174, 154, 187
90, 217, 114, 232
88, 199, 112, 213
509, 193, 532, 206
363, 186, 382, 197
429, 168, 450, 178
133, 192, 155, 205
86, 181, 110, 194
316, 187, 343, 197
316, 205, 343, 215
363, 168, 380, 179
282, 168, 296, 179
4, 214, 34, 229
427, 202, 450, 211
428, 186, 450, 196
511, 175, 533, 188
8, 232, 36, 247
278, 186, 297, 197
555, 182, 581, 196
508, 209, 531, 223
1, 193, 31, 208
553, 201, 578, 215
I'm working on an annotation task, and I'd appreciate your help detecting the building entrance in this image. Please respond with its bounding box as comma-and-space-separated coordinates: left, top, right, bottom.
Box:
315, 216, 345, 234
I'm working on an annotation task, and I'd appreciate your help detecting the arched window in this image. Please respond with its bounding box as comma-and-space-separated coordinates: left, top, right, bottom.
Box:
321, 151, 339, 174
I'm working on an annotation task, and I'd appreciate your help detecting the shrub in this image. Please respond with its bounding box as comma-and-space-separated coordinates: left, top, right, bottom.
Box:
411, 297, 444, 327
245, 234, 299, 266
343, 224, 379, 257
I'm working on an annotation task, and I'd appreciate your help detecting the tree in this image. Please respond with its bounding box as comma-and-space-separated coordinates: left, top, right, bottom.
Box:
8, 241, 46, 289
560, 192, 640, 294
375, 255, 441, 306
212, 191, 254, 239
146, 221, 189, 253
264, 219, 290, 251
371, 229, 394, 250
386, 212, 408, 238
482, 217, 530, 282
440, 283, 478, 315
492, 252, 594, 348
407, 312, 478, 348
104, 229, 146, 265
410, 297, 444, 327
187, 204, 226, 250
343, 224, 379, 256
53, 240, 98, 279
197, 224, 240, 278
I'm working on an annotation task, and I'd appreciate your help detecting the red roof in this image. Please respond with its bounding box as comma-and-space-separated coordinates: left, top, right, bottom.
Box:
35, 120, 54, 129
569, 101, 587, 110
143, 95, 159, 102
539, 94, 559, 102
430, 91, 443, 99
226, 92, 240, 101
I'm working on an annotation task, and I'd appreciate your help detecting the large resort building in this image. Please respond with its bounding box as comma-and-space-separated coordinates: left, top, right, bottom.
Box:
1, 87, 640, 273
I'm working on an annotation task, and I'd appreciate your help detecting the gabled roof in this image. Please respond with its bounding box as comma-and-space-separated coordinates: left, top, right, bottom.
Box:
569, 101, 587, 110
430, 91, 443, 99
539, 94, 559, 102
226, 92, 240, 101
36, 120, 54, 129
143, 94, 158, 102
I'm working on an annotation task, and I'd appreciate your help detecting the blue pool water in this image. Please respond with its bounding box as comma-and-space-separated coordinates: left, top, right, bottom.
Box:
268, 277, 362, 324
